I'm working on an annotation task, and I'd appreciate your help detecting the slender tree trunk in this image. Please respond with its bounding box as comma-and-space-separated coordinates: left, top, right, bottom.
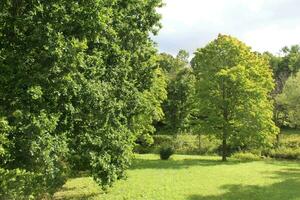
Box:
276, 133, 280, 146
198, 133, 201, 154
222, 130, 227, 161
222, 78, 228, 162
274, 109, 280, 146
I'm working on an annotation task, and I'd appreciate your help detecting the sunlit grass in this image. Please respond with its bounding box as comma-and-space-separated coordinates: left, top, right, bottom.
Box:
54, 154, 300, 200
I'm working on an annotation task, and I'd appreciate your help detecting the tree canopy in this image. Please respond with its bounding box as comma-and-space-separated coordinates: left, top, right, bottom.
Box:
0, 0, 164, 197
191, 34, 279, 160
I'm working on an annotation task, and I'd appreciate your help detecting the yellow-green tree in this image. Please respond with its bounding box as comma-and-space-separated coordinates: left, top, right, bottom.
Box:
191, 34, 278, 161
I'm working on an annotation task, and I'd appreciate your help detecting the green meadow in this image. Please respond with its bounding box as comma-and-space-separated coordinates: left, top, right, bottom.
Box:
54, 154, 300, 200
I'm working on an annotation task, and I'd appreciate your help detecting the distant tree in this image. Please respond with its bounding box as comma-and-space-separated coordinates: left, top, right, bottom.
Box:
164, 68, 195, 133
156, 51, 195, 134
276, 71, 300, 128
176, 49, 190, 64
191, 34, 278, 161
264, 46, 300, 139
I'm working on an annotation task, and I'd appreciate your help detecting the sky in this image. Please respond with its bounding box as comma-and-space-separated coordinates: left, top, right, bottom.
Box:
153, 0, 300, 56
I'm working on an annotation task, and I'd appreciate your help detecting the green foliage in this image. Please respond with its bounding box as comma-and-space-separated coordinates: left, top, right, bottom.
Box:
264, 129, 300, 160
159, 146, 175, 160
0, 118, 11, 165
153, 135, 174, 146
0, 168, 45, 200
279, 132, 300, 149
231, 152, 262, 161
191, 34, 279, 160
173, 134, 198, 154
173, 134, 221, 155
157, 51, 195, 134
0, 0, 164, 196
268, 148, 300, 160
176, 49, 190, 64
280, 45, 300, 73
131, 67, 168, 139
133, 134, 155, 154
276, 71, 300, 127
265, 46, 300, 128
164, 68, 195, 133
133, 134, 221, 155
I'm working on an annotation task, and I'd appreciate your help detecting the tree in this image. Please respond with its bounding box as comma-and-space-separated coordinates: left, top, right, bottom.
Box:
156, 50, 195, 134
163, 68, 195, 133
176, 49, 190, 64
265, 46, 300, 129
276, 71, 300, 127
0, 0, 163, 196
191, 34, 278, 161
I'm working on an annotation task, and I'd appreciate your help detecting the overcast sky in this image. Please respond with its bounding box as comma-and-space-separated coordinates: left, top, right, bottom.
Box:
153, 0, 300, 56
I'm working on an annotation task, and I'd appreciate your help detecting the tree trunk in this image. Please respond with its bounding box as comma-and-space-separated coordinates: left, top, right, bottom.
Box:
276, 133, 280, 146
198, 133, 201, 154
221, 78, 228, 162
222, 130, 227, 161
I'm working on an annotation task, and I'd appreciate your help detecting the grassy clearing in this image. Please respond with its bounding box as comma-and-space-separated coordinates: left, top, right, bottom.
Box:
54, 154, 300, 200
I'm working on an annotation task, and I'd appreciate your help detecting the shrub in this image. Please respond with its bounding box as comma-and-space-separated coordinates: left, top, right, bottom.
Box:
196, 135, 221, 155
279, 134, 300, 149
231, 152, 261, 161
174, 134, 197, 154
133, 134, 155, 154
133, 134, 221, 155
133, 144, 154, 154
134, 135, 174, 154
159, 146, 175, 160
268, 148, 300, 160
153, 135, 174, 147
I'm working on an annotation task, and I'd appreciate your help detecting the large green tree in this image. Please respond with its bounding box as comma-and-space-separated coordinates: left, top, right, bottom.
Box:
191, 34, 278, 161
0, 0, 163, 197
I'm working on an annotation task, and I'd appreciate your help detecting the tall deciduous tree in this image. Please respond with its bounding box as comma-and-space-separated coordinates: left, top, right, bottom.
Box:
191, 34, 278, 161
0, 0, 163, 196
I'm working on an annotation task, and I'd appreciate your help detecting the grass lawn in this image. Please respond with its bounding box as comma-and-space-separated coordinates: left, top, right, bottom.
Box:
54, 154, 300, 200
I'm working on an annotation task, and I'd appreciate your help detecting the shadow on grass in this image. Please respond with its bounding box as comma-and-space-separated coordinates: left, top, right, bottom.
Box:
131, 158, 245, 170
188, 168, 300, 200
264, 159, 300, 168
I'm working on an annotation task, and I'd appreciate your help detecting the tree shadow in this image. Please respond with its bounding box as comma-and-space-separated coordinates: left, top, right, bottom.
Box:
188, 168, 300, 200
264, 159, 300, 168
131, 158, 246, 170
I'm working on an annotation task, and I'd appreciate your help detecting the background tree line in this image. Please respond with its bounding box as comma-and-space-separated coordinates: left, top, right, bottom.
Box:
151, 36, 300, 161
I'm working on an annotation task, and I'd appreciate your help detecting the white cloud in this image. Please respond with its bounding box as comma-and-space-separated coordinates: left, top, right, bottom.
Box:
154, 0, 300, 56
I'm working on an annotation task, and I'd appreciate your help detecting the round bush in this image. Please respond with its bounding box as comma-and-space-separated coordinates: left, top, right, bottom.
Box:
159, 146, 175, 160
